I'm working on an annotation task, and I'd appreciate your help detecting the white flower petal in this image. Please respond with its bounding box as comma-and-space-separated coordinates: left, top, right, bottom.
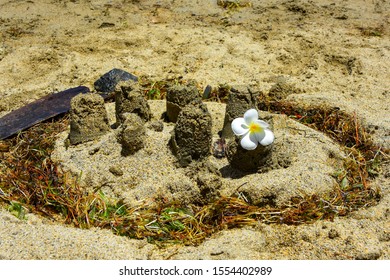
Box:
231, 117, 249, 136
244, 109, 259, 125
259, 129, 274, 146
240, 132, 258, 150
254, 119, 270, 128
254, 129, 265, 143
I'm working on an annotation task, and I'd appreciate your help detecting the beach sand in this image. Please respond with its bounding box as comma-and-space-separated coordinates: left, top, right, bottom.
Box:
0, 0, 389, 259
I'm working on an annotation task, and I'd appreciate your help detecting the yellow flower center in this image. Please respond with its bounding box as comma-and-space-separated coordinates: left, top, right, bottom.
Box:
249, 122, 263, 133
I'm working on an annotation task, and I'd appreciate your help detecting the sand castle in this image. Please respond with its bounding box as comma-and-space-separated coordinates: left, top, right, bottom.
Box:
57, 81, 344, 210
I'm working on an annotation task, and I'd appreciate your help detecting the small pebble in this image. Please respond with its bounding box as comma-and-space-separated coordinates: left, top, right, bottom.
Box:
89, 147, 100, 155
328, 229, 339, 239
109, 165, 124, 176
212, 138, 227, 158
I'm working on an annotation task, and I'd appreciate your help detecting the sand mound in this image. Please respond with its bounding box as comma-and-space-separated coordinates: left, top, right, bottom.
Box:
52, 100, 345, 208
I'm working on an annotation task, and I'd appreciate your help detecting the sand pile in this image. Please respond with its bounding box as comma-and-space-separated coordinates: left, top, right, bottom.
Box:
51, 97, 345, 208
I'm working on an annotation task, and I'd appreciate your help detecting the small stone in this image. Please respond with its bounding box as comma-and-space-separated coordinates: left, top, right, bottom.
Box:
226, 137, 273, 172
109, 165, 124, 176
212, 138, 227, 158
89, 146, 100, 155
118, 113, 146, 156
202, 85, 212, 100
115, 80, 151, 125
221, 85, 259, 139
147, 120, 164, 132
169, 102, 212, 167
166, 84, 201, 122
328, 229, 339, 239
94, 68, 138, 93
301, 234, 311, 242
210, 251, 224, 256
69, 93, 110, 145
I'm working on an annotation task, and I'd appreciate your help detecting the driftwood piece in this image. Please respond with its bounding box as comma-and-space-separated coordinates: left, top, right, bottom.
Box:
0, 86, 90, 140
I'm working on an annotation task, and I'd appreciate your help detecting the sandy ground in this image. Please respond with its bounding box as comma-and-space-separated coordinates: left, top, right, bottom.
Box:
0, 0, 389, 259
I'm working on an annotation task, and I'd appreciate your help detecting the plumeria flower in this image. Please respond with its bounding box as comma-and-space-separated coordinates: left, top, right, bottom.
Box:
231, 109, 274, 150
